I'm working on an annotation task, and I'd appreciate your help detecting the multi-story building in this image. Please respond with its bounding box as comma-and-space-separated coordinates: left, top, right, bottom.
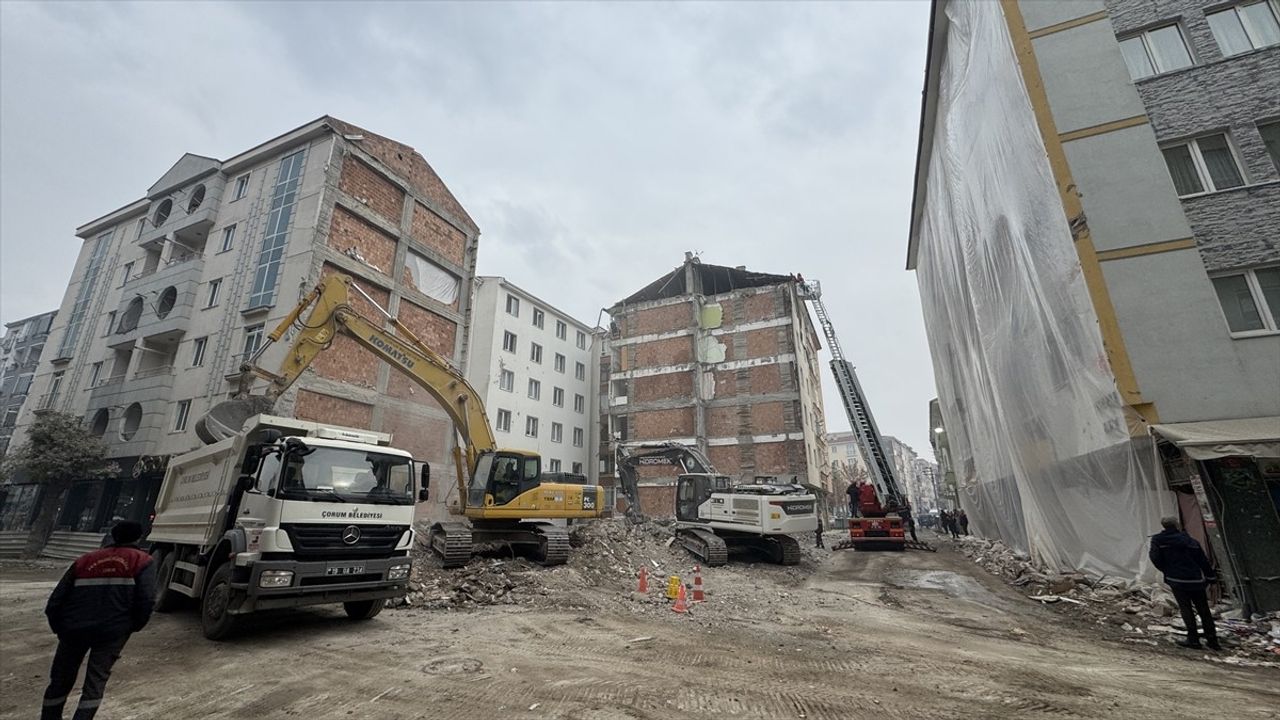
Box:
2, 116, 479, 555
0, 311, 56, 457
464, 276, 599, 481
599, 254, 830, 518
909, 1, 1279, 605
927, 399, 958, 511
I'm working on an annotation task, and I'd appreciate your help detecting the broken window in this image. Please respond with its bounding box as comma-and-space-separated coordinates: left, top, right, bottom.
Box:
403, 250, 460, 305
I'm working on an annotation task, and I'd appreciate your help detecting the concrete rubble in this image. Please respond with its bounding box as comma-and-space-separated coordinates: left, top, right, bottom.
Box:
952, 535, 1280, 667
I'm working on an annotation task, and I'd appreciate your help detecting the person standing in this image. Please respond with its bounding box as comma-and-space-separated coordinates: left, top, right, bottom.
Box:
42, 521, 156, 720
1149, 516, 1220, 651
815, 516, 825, 548
958, 510, 970, 536
845, 482, 861, 518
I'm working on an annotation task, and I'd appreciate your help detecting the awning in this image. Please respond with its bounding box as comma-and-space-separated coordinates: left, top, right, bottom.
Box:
1150, 416, 1280, 461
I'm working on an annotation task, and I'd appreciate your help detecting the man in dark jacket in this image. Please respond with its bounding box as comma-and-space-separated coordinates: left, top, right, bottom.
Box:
958, 510, 970, 536
43, 520, 156, 719
1149, 516, 1219, 651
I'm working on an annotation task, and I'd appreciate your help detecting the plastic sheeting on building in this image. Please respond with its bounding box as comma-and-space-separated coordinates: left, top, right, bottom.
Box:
1150, 417, 1280, 461
911, 1, 1170, 579
404, 250, 460, 305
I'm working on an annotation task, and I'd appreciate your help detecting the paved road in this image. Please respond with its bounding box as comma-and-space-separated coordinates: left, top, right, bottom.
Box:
2, 545, 1276, 719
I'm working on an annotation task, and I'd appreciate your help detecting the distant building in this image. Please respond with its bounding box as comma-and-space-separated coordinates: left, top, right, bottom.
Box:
0, 311, 56, 458
464, 276, 600, 482
600, 253, 830, 518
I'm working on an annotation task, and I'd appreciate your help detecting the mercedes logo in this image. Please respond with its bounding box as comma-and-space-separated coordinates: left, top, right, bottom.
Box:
341, 525, 362, 545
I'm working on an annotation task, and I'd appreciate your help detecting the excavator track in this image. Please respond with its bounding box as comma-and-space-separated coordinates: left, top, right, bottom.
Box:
429, 522, 473, 568
677, 527, 728, 567
528, 522, 570, 566
769, 534, 803, 565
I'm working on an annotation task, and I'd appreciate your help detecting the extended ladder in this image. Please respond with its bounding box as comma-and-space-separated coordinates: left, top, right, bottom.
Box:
800, 281, 904, 508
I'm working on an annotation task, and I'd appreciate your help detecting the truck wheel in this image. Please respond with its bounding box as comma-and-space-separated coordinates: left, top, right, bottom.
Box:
152, 550, 183, 613
200, 564, 239, 640
343, 600, 385, 620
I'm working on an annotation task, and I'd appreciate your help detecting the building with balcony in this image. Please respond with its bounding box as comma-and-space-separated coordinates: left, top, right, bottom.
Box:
3, 117, 480, 556
0, 310, 56, 457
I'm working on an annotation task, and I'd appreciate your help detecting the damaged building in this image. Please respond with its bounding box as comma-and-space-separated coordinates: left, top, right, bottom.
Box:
600, 253, 830, 518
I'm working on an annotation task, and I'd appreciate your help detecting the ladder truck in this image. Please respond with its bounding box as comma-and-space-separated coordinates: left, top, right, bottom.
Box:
799, 280, 911, 551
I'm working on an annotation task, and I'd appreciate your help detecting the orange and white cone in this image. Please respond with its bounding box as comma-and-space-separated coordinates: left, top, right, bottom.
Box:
636, 566, 649, 594
691, 565, 705, 603
672, 582, 690, 614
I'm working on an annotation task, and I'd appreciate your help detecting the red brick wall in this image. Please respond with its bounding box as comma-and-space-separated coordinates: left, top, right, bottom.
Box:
707, 446, 740, 475
745, 291, 782, 322
412, 202, 466, 266
631, 337, 694, 369
381, 407, 450, 462
295, 390, 374, 429
339, 157, 404, 225
329, 206, 397, 276
637, 485, 676, 519
632, 408, 694, 438
705, 401, 787, 438
631, 372, 693, 403
622, 302, 691, 336
311, 264, 390, 387
710, 363, 789, 398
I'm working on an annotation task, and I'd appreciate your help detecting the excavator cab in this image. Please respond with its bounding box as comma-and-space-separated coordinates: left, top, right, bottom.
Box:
675, 474, 731, 522
468, 450, 543, 508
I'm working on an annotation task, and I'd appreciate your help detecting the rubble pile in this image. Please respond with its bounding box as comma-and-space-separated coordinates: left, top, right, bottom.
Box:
953, 536, 1280, 666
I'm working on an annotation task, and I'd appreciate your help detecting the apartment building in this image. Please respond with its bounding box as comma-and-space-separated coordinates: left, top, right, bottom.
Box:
600, 254, 830, 518
909, 1, 1279, 607
2, 116, 479, 555
0, 311, 56, 458
464, 276, 599, 481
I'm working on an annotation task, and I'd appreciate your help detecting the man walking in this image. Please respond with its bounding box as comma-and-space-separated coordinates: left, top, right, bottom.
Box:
815, 516, 825, 549
43, 521, 156, 719
1149, 516, 1220, 651
898, 503, 919, 543
958, 510, 970, 536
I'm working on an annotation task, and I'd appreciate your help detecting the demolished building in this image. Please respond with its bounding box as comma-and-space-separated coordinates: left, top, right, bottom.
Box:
599, 254, 830, 517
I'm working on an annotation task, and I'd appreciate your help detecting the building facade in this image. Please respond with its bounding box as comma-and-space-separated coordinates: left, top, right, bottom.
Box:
464, 276, 600, 481
0, 311, 56, 458
600, 254, 830, 518
2, 116, 479, 556
909, 1, 1279, 604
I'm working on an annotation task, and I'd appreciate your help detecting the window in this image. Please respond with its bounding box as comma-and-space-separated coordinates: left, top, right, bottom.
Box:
530, 343, 543, 364
1207, 1, 1280, 56
47, 371, 65, 406
88, 362, 102, 388
500, 368, 515, 392
248, 150, 306, 308
187, 185, 206, 213
573, 427, 584, 447
525, 416, 539, 438
173, 399, 192, 432
572, 462, 583, 475
553, 387, 565, 407
496, 409, 512, 432
556, 320, 567, 340
506, 294, 520, 316
532, 308, 545, 328
574, 393, 585, 413
103, 311, 116, 337
1161, 134, 1245, 196
551, 422, 563, 443
121, 262, 135, 286
549, 459, 562, 472
2, 408, 17, 428
205, 278, 222, 308
1211, 267, 1280, 334
1261, 121, 1280, 172
58, 232, 111, 358
191, 337, 208, 367
503, 331, 517, 353
232, 173, 250, 201
220, 224, 237, 253
554, 353, 566, 373
575, 362, 586, 380
1119, 25, 1194, 80
528, 378, 541, 400
576, 330, 587, 349
243, 324, 264, 360
153, 198, 173, 227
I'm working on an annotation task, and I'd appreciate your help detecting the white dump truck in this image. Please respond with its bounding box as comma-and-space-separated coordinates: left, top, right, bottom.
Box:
148, 414, 427, 639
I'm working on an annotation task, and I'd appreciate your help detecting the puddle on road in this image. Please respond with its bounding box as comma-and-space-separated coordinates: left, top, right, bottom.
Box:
885, 569, 1019, 614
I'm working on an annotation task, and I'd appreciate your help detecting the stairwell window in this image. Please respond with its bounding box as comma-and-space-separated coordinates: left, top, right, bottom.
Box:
1208, 1, 1280, 56
247, 149, 306, 309
503, 331, 517, 354
1119, 24, 1194, 80
496, 409, 512, 432
172, 399, 192, 433
1161, 134, 1245, 196
525, 416, 539, 438
1211, 267, 1280, 335
499, 368, 514, 392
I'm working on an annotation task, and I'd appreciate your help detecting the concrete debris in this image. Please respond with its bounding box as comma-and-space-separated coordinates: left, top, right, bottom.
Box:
952, 535, 1280, 664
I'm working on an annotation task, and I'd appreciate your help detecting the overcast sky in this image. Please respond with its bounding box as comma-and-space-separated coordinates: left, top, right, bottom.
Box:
0, 1, 938, 460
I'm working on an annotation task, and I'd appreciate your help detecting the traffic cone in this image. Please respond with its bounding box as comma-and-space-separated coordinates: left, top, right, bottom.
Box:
636, 567, 649, 594
672, 582, 689, 613
691, 565, 705, 603
665, 575, 681, 600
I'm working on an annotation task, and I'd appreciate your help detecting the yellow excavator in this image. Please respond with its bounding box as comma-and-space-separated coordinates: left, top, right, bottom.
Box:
196, 273, 603, 567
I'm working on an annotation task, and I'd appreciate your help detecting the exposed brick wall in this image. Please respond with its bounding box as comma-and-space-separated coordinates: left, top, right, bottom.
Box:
707, 446, 740, 475
412, 202, 466, 266
329, 206, 397, 276
386, 300, 459, 400
632, 372, 693, 403
632, 408, 694, 438
632, 337, 694, 368
637, 485, 676, 519
706, 401, 789, 438
311, 264, 389, 387
381, 407, 450, 463
711, 363, 789, 397
295, 389, 374, 429
755, 440, 805, 475
745, 290, 783, 322
339, 157, 405, 225
621, 302, 692, 336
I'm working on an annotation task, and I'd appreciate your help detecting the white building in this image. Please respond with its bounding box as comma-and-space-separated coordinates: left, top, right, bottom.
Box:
465, 277, 599, 480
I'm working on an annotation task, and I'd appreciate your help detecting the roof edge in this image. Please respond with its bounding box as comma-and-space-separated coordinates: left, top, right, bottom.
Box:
906, 0, 949, 271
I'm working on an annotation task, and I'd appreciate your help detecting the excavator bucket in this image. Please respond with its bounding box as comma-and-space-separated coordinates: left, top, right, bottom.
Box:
195, 395, 276, 444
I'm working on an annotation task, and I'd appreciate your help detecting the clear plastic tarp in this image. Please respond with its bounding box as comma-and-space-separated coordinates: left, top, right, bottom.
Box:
913, 1, 1171, 579
404, 250, 460, 305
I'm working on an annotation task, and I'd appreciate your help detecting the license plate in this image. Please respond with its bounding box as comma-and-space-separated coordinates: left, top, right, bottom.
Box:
326, 564, 365, 576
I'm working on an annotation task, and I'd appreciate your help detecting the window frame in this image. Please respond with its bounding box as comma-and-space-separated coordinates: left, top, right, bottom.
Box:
191, 337, 208, 367
506, 294, 520, 317
572, 427, 584, 447
548, 459, 562, 473
528, 378, 541, 400
532, 307, 545, 329
232, 173, 251, 201
496, 409, 512, 432
572, 462, 583, 475
205, 278, 222, 308
1118, 23, 1195, 80
173, 399, 192, 433
243, 324, 265, 360
530, 342, 543, 364
525, 415, 539, 438
499, 368, 515, 392
1161, 133, 1248, 197
220, 224, 237, 253
574, 393, 585, 414
503, 331, 518, 354
1210, 266, 1280, 337
1259, 120, 1280, 172
575, 361, 586, 381
576, 330, 587, 350
121, 262, 135, 286
552, 387, 565, 407
551, 422, 563, 443
1207, 1, 1280, 56
556, 320, 567, 340
88, 362, 102, 388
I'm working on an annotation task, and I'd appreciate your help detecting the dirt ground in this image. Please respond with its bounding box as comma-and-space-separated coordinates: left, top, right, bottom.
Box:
2, 534, 1277, 720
